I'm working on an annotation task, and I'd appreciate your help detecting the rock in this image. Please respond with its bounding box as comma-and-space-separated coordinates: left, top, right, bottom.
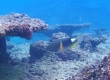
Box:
80, 34, 106, 52
67, 53, 110, 80
41, 23, 91, 37
0, 37, 6, 53
6, 41, 14, 49
29, 41, 49, 62
0, 37, 10, 63
93, 27, 108, 36
56, 50, 81, 61
0, 13, 48, 63
29, 32, 69, 62
56, 48, 88, 61
50, 32, 69, 41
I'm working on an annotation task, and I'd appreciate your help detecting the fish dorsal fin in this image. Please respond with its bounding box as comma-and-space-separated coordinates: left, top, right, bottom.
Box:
59, 41, 63, 51
76, 34, 83, 43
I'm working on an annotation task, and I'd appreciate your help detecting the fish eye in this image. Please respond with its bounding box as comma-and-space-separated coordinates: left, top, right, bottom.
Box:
71, 38, 76, 42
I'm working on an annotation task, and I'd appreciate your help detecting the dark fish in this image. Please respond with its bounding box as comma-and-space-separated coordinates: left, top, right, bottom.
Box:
46, 34, 83, 52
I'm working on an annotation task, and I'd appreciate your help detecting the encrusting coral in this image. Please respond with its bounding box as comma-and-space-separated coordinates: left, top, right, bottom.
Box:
66, 53, 110, 80
0, 13, 48, 63
80, 34, 106, 52
0, 13, 48, 39
29, 32, 106, 62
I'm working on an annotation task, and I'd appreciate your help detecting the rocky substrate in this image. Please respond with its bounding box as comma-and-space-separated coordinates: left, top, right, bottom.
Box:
4, 32, 110, 80
66, 53, 110, 80
1, 13, 109, 80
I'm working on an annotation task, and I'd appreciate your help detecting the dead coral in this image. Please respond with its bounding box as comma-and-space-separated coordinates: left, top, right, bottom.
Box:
0, 13, 48, 63
42, 23, 91, 37
0, 13, 48, 39
80, 34, 106, 52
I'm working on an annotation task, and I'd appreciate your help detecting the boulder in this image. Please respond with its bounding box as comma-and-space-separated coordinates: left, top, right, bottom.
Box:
29, 41, 49, 62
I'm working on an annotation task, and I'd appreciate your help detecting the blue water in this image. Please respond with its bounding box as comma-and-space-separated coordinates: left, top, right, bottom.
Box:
0, 0, 110, 43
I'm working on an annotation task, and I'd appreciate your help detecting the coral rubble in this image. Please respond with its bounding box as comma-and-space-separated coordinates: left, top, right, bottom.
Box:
66, 53, 110, 80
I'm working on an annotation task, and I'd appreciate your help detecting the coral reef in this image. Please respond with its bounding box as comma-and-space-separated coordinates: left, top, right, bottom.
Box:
0, 37, 10, 63
41, 23, 91, 37
7, 43, 30, 60
0, 64, 26, 80
56, 49, 88, 61
29, 41, 49, 62
50, 32, 70, 41
29, 32, 69, 62
0, 13, 48, 39
0, 37, 6, 53
29, 32, 107, 61
80, 34, 106, 52
66, 53, 110, 80
0, 13, 109, 80
0, 61, 43, 80
0, 13, 48, 63
6, 32, 110, 80
93, 27, 108, 36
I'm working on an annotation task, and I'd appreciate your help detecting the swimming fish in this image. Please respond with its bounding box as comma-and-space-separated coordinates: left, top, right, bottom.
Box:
46, 34, 83, 52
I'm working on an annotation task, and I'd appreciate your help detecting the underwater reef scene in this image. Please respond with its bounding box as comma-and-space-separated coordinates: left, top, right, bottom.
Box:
0, 1, 110, 79
0, 13, 110, 80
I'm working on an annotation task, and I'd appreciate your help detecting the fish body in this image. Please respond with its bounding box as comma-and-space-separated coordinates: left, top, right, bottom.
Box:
46, 34, 83, 52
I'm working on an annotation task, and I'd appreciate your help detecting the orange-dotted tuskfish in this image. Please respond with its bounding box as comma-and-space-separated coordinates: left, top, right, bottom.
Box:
46, 34, 83, 52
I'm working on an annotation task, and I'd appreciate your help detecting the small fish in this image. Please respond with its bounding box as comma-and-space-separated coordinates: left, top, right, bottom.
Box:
46, 34, 83, 52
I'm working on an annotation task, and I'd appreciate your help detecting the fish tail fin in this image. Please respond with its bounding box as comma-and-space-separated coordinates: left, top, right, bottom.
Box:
69, 34, 83, 49
76, 34, 83, 44
69, 41, 78, 49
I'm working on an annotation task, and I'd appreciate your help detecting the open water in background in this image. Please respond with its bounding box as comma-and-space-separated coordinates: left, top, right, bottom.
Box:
0, 0, 110, 43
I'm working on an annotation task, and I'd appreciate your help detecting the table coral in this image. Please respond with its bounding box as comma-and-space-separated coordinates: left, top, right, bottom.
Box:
0, 13, 48, 63
0, 13, 48, 39
42, 23, 91, 37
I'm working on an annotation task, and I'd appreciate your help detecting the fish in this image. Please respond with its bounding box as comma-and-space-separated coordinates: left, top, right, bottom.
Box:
46, 34, 83, 52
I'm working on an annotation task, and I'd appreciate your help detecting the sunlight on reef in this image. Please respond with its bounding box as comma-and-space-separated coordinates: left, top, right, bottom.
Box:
0, 12, 109, 80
